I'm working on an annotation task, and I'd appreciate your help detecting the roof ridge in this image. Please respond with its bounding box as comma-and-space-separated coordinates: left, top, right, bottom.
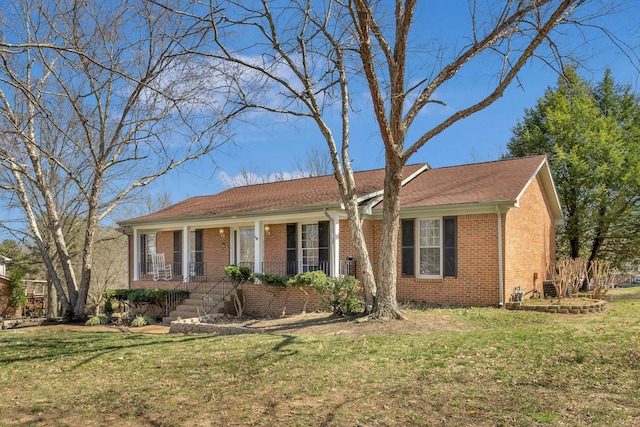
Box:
429, 154, 545, 171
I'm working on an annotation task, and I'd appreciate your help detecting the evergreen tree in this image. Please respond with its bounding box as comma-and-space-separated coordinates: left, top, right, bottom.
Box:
507, 68, 640, 270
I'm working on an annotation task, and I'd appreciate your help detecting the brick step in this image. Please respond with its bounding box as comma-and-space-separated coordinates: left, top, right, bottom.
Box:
163, 290, 237, 325
181, 290, 230, 305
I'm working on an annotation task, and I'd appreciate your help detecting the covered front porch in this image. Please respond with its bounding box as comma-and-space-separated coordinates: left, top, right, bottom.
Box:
131, 214, 358, 287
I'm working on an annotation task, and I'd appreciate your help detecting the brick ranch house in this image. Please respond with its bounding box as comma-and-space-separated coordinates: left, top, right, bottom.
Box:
117, 155, 562, 321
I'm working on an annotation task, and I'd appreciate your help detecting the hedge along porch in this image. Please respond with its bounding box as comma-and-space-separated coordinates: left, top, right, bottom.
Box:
117, 155, 562, 318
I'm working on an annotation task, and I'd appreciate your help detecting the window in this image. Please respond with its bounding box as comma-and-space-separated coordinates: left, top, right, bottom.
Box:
404, 216, 456, 279
189, 229, 204, 277
139, 233, 156, 273
301, 223, 319, 272
419, 219, 441, 276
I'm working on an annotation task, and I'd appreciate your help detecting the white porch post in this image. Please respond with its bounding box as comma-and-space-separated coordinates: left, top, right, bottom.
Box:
254, 220, 263, 273
133, 228, 139, 281
182, 225, 189, 282
331, 214, 341, 278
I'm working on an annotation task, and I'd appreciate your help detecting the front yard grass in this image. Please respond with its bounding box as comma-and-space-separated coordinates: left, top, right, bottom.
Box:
1, 287, 639, 426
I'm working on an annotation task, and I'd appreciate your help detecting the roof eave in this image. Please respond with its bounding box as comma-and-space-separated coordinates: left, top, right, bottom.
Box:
367, 200, 519, 219
361, 163, 431, 214
118, 203, 345, 230
514, 156, 564, 225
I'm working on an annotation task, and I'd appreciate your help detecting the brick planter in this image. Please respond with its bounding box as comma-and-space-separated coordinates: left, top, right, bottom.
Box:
505, 298, 606, 314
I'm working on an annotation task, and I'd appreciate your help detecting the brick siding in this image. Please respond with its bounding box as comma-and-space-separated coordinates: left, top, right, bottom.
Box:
504, 174, 556, 301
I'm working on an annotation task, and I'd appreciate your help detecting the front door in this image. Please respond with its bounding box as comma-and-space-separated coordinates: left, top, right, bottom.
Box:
237, 227, 255, 271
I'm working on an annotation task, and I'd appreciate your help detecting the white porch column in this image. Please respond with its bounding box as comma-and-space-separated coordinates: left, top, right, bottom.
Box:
254, 220, 263, 273
331, 214, 341, 278
133, 228, 139, 281
182, 225, 189, 282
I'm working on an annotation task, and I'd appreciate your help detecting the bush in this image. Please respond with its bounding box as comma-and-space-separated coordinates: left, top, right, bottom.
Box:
256, 270, 363, 316
290, 270, 332, 290
326, 276, 364, 316
224, 265, 253, 284
85, 315, 107, 326
8, 268, 27, 309
255, 273, 289, 287
130, 314, 155, 327
104, 299, 113, 316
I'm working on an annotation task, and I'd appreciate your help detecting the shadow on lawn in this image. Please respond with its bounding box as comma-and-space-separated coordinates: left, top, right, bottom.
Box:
0, 330, 214, 367
240, 313, 358, 334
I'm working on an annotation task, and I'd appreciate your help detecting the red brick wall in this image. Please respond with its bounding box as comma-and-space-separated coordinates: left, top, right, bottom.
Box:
504, 175, 556, 301
128, 234, 133, 287
202, 228, 230, 279
264, 223, 287, 265
241, 283, 322, 317
392, 213, 501, 306
0, 276, 18, 317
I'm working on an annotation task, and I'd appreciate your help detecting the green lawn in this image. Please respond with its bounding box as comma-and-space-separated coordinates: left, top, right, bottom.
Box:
1, 287, 639, 426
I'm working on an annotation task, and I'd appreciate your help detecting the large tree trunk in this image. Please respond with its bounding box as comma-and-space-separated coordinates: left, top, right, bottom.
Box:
343, 198, 376, 312
371, 154, 406, 319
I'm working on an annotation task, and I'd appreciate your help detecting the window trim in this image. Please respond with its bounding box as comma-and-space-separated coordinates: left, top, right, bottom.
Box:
417, 217, 443, 279
300, 223, 320, 272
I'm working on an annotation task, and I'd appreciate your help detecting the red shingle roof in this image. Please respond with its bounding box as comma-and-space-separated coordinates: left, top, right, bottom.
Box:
390, 155, 548, 209
120, 155, 553, 226
122, 164, 424, 224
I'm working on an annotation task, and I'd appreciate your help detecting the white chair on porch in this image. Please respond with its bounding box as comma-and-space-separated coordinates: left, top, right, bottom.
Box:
151, 253, 172, 281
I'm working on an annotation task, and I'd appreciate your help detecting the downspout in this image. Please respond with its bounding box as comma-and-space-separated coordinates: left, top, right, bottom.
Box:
496, 205, 504, 307
323, 208, 334, 277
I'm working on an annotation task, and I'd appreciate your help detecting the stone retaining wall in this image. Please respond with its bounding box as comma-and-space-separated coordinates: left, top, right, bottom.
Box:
505, 299, 606, 314
170, 316, 255, 334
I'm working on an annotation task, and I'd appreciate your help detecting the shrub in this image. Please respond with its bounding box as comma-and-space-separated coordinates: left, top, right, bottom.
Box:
255, 273, 289, 287
224, 265, 253, 284
8, 268, 27, 309
104, 299, 113, 316
130, 314, 155, 327
327, 276, 364, 316
85, 315, 107, 326
289, 270, 332, 291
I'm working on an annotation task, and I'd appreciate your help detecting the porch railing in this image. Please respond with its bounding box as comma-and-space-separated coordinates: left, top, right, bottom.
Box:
138, 261, 210, 282
197, 276, 235, 319
260, 260, 357, 277
138, 262, 181, 282
162, 263, 211, 318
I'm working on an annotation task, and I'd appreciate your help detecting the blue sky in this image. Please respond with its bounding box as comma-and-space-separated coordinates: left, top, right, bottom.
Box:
3, 1, 637, 239
145, 1, 639, 206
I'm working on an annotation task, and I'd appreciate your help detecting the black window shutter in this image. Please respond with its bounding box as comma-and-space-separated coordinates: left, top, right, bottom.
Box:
173, 231, 182, 275
194, 229, 203, 263
443, 216, 457, 277
401, 219, 415, 277
318, 221, 330, 275
286, 224, 297, 275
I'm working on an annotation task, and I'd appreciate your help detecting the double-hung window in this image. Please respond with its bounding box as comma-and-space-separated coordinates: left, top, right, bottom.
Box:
403, 216, 457, 279
418, 219, 441, 277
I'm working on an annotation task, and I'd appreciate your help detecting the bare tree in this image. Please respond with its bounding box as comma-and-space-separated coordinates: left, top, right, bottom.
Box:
0, 0, 240, 318
161, 0, 632, 318
87, 228, 128, 315
293, 147, 333, 177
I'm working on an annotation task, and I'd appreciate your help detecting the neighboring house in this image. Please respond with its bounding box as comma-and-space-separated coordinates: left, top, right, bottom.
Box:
118, 155, 562, 319
0, 255, 14, 317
